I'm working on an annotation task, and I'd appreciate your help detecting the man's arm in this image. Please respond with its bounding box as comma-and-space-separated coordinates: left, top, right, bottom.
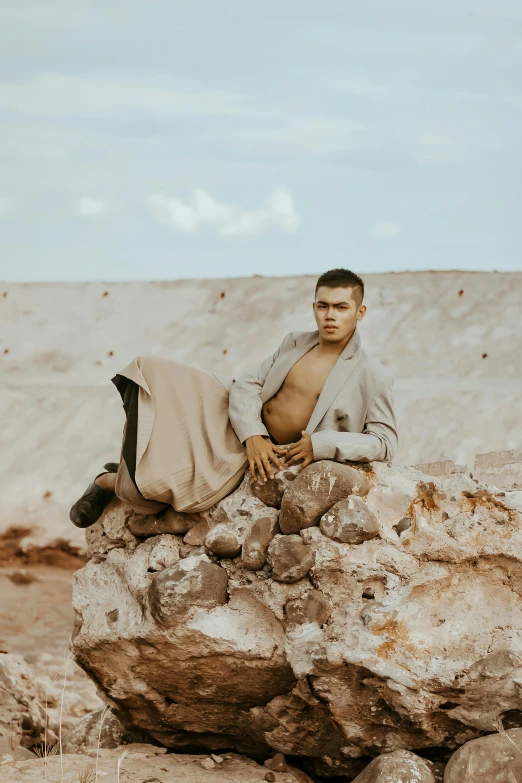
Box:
310, 372, 398, 463
228, 332, 294, 445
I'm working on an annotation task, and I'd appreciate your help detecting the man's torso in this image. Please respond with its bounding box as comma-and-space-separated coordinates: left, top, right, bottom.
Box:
261, 345, 340, 444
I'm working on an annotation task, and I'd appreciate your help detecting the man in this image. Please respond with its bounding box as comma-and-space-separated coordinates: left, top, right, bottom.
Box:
70, 268, 397, 528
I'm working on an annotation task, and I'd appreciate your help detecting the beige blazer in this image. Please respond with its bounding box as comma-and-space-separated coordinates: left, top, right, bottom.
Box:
223, 328, 397, 463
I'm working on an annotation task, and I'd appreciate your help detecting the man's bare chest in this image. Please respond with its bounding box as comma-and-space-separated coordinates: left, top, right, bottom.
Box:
279, 349, 338, 399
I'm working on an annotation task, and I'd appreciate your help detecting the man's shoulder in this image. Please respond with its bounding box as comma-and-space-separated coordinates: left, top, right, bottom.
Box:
291, 329, 319, 345
279, 330, 316, 349
359, 349, 394, 386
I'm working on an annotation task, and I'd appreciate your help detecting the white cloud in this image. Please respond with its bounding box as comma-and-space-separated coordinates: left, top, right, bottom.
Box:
0, 73, 256, 119
226, 117, 371, 155
369, 220, 401, 239
147, 189, 300, 238
76, 197, 106, 217
0, 196, 15, 215
327, 76, 389, 97
416, 131, 458, 163
0, 6, 90, 24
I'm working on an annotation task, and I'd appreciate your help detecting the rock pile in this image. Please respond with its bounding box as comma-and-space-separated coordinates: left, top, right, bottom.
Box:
71, 459, 522, 778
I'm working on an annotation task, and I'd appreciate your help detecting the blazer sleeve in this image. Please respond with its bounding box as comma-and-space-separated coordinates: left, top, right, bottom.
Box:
310, 371, 398, 463
228, 333, 295, 445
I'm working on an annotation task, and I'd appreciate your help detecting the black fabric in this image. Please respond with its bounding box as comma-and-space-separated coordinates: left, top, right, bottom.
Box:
112, 373, 140, 491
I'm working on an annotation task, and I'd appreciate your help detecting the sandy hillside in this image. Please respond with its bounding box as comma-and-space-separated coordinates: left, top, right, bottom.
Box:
1, 271, 521, 551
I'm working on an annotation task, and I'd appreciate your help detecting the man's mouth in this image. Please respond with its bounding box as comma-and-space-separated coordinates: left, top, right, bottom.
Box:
324, 325, 337, 330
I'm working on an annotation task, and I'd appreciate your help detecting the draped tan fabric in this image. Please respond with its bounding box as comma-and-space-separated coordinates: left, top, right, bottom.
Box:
114, 356, 248, 513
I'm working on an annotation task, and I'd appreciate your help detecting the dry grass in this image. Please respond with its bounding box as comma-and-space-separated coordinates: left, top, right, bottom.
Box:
94, 705, 112, 782
34, 742, 59, 759
35, 670, 62, 780
76, 765, 97, 783
58, 649, 75, 781
117, 748, 130, 783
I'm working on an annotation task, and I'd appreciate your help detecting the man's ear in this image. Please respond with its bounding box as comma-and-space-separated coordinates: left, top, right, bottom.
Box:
357, 304, 367, 321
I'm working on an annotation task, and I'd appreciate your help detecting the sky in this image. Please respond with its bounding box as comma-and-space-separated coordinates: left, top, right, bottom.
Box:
1, 0, 521, 281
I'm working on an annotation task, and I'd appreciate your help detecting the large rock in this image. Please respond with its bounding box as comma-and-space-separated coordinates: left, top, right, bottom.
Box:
279, 461, 370, 534
474, 448, 522, 490
72, 461, 522, 774
413, 460, 469, 478
129, 507, 202, 536
351, 750, 435, 782
0, 653, 99, 750
443, 729, 522, 782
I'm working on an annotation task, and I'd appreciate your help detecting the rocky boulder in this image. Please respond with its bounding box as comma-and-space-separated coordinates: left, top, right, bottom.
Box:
73, 460, 522, 777
0, 652, 100, 751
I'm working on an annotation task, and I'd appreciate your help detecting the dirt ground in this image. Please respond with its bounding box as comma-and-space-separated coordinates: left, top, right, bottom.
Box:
0, 562, 98, 706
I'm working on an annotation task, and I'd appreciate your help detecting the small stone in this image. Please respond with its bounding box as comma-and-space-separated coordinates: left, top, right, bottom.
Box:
268, 535, 314, 583
205, 524, 242, 558
184, 516, 211, 545
211, 754, 224, 763
279, 461, 370, 534
264, 773, 276, 782
285, 589, 331, 626
7, 570, 38, 585
350, 750, 435, 782
200, 757, 216, 770
269, 751, 287, 772
251, 465, 299, 509
242, 515, 280, 570
147, 536, 179, 572
319, 496, 379, 544
393, 517, 412, 535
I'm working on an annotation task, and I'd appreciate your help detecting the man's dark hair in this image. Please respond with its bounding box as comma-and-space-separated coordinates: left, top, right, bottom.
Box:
315, 268, 364, 306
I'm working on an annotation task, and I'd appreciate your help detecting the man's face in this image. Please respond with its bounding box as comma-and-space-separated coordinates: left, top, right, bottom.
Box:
313, 285, 366, 342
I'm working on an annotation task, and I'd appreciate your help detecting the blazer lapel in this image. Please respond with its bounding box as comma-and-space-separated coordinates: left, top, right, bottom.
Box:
306, 328, 363, 434
260, 332, 319, 402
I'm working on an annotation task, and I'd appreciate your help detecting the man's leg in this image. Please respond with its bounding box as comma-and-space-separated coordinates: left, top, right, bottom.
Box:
69, 462, 119, 528
70, 375, 166, 527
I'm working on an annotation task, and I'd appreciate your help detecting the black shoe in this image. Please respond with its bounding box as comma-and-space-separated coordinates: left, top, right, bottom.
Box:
104, 462, 119, 473
69, 475, 114, 529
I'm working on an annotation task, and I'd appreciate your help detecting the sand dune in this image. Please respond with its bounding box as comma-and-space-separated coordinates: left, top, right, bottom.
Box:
1, 271, 521, 550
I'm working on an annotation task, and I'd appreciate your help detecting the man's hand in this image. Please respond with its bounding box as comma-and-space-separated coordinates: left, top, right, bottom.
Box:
245, 435, 287, 483
284, 431, 314, 472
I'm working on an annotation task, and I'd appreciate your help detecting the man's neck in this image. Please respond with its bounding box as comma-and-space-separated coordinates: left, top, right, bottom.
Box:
317, 327, 356, 356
